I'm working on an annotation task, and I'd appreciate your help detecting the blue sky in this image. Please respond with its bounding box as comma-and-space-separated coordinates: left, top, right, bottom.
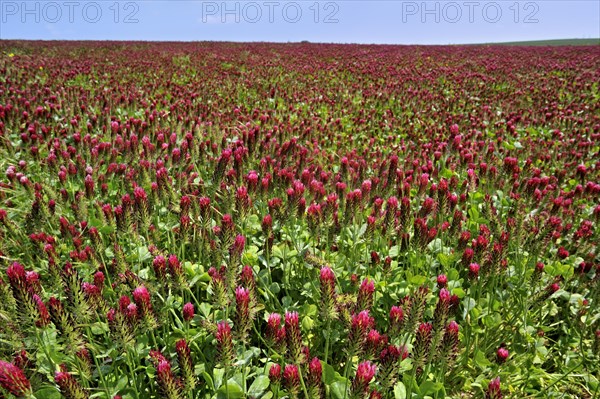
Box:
1, 1, 598, 43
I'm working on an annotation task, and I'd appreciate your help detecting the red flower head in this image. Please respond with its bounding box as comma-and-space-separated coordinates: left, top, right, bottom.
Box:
285, 311, 303, 361
283, 364, 300, 393
320, 266, 336, 314
468, 262, 480, 279
93, 271, 105, 288
182, 302, 195, 322
412, 322, 433, 370
234, 286, 252, 341
0, 360, 31, 397
132, 286, 152, 312
269, 363, 282, 384
557, 247, 569, 260
7, 262, 27, 291
261, 214, 273, 233
33, 294, 50, 327
216, 321, 234, 366
496, 346, 509, 363
389, 305, 404, 336
152, 255, 167, 282
232, 233, 246, 254
486, 377, 502, 399
308, 357, 322, 387
535, 262, 544, 273
239, 265, 257, 304
55, 369, 88, 399
349, 310, 374, 354
351, 361, 377, 397
437, 274, 448, 288
176, 339, 196, 393
356, 278, 375, 311
155, 359, 181, 399
266, 312, 282, 339
439, 288, 451, 303
133, 186, 147, 204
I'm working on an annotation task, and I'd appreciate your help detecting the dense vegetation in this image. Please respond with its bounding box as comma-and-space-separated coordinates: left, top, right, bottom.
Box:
0, 41, 599, 399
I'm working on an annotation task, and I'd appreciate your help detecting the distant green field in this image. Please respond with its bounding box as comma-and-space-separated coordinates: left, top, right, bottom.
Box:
483, 38, 599, 46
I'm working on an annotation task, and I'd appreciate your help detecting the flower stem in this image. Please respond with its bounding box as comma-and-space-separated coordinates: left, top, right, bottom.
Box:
125, 348, 140, 399
86, 326, 111, 398
35, 328, 55, 373
342, 355, 353, 399
298, 367, 311, 399
324, 317, 332, 366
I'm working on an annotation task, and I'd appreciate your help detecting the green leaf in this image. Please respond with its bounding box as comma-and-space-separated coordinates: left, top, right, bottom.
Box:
199, 302, 212, 318
468, 206, 480, 220
322, 362, 345, 385
440, 168, 455, 179
474, 350, 492, 369
34, 385, 62, 399
234, 348, 260, 366
231, 372, 246, 392
394, 382, 406, 399
90, 321, 109, 335
213, 368, 225, 389
146, 365, 156, 379
447, 268, 460, 281
437, 253, 454, 268
215, 381, 245, 399
115, 375, 128, 392
246, 214, 261, 232
89, 217, 103, 228
427, 238, 443, 252
534, 338, 549, 364
330, 381, 347, 399
99, 225, 115, 235
398, 357, 412, 373
502, 141, 515, 150
462, 297, 476, 319
302, 315, 314, 331
409, 275, 427, 285
271, 245, 283, 259
89, 392, 111, 399
555, 262, 574, 279
126, 246, 152, 263
243, 245, 260, 265
402, 375, 417, 395
419, 380, 443, 396
282, 296, 293, 308
104, 246, 115, 258
269, 282, 280, 294
248, 375, 270, 398
302, 303, 317, 317
202, 371, 214, 391
483, 313, 502, 328
188, 273, 205, 288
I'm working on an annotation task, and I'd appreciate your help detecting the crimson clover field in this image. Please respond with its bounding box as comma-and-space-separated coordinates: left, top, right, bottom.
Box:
0, 41, 599, 399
